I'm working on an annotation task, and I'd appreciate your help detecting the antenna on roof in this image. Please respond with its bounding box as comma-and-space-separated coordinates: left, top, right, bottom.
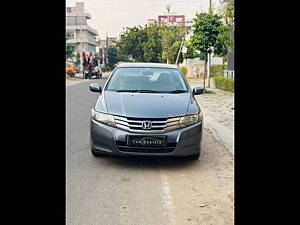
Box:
166, 4, 171, 14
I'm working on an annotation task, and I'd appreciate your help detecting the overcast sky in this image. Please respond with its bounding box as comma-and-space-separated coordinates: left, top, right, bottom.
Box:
66, 0, 222, 39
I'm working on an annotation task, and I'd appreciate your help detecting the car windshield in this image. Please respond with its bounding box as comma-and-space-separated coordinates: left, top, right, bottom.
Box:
106, 67, 188, 93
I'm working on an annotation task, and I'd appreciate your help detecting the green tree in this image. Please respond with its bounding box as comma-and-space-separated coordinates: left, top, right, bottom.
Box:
117, 23, 187, 64
107, 45, 119, 70
75, 52, 80, 64
224, 5, 234, 27
66, 44, 76, 60
190, 12, 231, 86
214, 24, 231, 57
143, 23, 163, 63
117, 26, 147, 62
160, 25, 185, 64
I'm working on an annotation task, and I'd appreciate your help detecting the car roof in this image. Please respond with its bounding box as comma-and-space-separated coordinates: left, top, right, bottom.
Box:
117, 62, 179, 69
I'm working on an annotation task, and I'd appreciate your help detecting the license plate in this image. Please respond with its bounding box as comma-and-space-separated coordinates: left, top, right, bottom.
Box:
127, 136, 166, 147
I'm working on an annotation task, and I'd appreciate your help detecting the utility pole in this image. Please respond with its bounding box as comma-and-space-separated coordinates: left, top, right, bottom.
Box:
106, 32, 108, 66
209, 0, 212, 13
207, 0, 213, 88
102, 45, 105, 68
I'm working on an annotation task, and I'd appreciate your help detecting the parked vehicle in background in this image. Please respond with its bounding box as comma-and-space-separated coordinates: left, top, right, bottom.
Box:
89, 63, 204, 160
66, 62, 76, 76
66, 63, 76, 77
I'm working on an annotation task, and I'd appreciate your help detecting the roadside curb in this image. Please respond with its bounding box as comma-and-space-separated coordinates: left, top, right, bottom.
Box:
66, 79, 89, 86
204, 115, 234, 155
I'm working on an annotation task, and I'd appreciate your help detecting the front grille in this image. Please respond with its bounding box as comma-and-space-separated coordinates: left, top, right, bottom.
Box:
116, 141, 177, 153
113, 116, 180, 134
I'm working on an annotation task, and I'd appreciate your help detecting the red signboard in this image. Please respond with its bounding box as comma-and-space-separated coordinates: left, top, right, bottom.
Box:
158, 15, 185, 25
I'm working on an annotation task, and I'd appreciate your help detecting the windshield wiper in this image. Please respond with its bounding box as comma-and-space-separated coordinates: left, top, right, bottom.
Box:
136, 90, 160, 93
168, 90, 187, 93
115, 90, 140, 92
116, 90, 160, 93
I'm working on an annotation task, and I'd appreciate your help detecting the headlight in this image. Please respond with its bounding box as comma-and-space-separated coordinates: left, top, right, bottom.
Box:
178, 112, 203, 128
91, 108, 116, 127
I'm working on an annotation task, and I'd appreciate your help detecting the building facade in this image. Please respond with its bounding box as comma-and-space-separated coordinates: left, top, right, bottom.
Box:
66, 2, 98, 54
222, 0, 234, 72
148, 13, 193, 34
158, 14, 185, 26
99, 37, 118, 48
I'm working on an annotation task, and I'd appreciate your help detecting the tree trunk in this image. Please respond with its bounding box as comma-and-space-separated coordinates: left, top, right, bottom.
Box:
207, 53, 211, 88
203, 59, 207, 90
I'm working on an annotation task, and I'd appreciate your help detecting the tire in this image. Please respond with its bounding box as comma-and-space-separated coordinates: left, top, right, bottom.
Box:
187, 153, 200, 160
91, 148, 103, 157
90, 137, 103, 157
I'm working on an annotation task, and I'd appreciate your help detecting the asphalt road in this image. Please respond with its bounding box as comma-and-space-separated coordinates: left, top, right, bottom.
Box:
66, 78, 234, 225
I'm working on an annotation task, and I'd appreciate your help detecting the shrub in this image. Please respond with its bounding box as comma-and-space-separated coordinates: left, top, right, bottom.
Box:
180, 66, 188, 76
210, 64, 226, 77
214, 76, 234, 92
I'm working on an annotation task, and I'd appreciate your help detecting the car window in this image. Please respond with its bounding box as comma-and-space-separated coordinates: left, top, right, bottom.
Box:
106, 67, 187, 93
66, 63, 70, 67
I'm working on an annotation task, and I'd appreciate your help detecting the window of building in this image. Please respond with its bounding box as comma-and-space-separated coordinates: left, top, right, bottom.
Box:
66, 32, 74, 39
67, 7, 72, 13
176, 17, 183, 23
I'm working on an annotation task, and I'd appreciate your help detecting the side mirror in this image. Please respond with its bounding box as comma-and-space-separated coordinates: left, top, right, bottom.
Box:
90, 83, 102, 93
193, 87, 204, 95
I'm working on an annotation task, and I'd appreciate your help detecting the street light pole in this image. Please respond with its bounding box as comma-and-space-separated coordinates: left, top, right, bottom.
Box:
175, 37, 184, 65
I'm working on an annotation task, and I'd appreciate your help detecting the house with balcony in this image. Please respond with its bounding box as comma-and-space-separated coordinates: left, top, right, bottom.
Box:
66, 2, 99, 54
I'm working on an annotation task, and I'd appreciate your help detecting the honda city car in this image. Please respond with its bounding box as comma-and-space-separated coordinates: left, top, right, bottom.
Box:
89, 63, 204, 159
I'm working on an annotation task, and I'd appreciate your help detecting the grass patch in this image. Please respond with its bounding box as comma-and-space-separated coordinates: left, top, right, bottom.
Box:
203, 89, 215, 94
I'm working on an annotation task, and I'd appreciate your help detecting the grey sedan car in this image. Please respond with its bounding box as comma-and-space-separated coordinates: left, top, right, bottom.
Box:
89, 63, 204, 159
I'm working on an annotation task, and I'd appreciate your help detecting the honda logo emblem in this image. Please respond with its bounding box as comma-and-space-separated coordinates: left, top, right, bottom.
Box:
142, 121, 152, 130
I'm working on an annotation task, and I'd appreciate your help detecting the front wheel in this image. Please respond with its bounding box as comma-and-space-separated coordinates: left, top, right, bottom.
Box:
187, 153, 200, 160
91, 148, 103, 157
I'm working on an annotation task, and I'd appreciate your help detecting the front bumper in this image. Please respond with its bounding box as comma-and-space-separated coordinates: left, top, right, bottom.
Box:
90, 119, 203, 157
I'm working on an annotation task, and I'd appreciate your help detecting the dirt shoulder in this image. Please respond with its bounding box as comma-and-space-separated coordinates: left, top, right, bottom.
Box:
163, 128, 234, 225
66, 77, 87, 86
189, 81, 234, 153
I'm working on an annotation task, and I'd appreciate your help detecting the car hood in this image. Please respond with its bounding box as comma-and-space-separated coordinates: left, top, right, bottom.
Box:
95, 91, 199, 118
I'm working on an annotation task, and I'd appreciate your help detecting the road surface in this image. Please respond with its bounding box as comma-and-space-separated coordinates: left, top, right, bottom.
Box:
66, 79, 234, 225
